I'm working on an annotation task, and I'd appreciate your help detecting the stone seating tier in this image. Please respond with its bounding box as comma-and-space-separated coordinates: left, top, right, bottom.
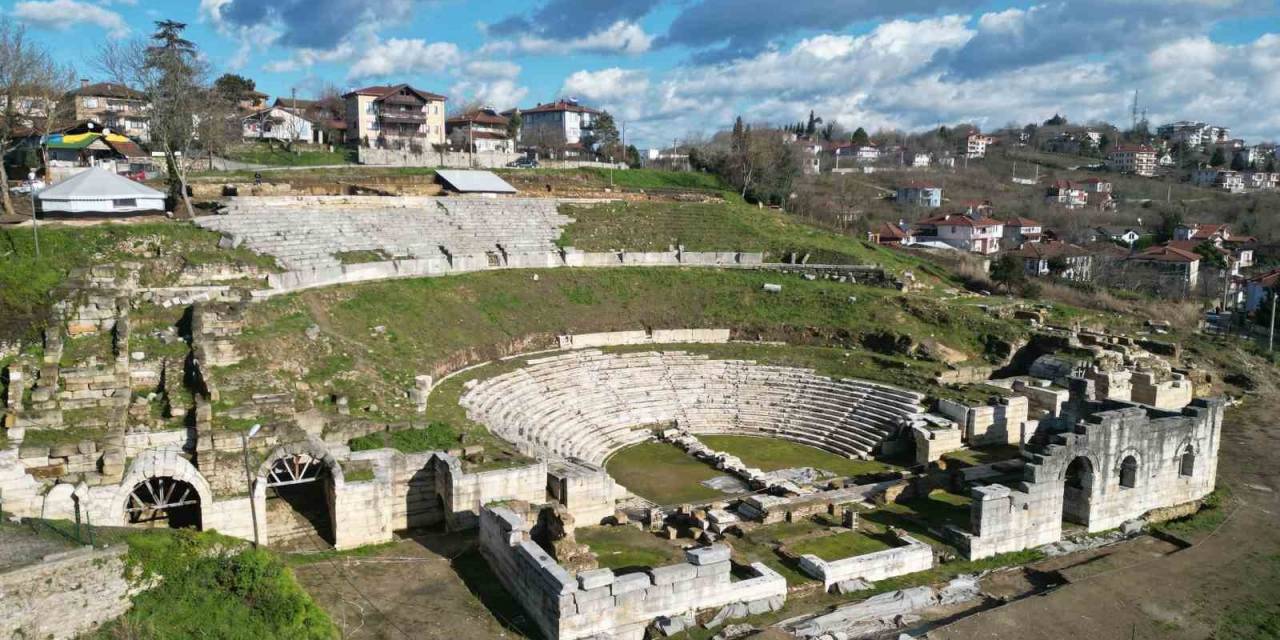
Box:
196, 197, 573, 271
460, 350, 924, 466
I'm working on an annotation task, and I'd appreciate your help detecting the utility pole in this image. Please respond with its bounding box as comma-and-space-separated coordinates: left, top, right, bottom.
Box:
1270, 290, 1277, 353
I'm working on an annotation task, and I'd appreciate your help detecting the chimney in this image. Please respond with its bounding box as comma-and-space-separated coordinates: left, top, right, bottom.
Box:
80, 78, 89, 90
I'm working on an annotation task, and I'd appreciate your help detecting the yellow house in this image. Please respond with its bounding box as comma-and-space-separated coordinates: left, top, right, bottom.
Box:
343, 84, 446, 149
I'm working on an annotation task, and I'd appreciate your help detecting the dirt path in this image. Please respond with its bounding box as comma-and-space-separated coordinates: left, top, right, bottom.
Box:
929, 398, 1280, 640
292, 531, 539, 640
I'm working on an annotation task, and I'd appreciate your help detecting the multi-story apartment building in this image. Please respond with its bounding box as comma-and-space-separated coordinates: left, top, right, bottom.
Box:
343, 84, 446, 149
1106, 144, 1157, 176
445, 107, 514, 153
1156, 121, 1230, 147
914, 211, 1004, 254
512, 99, 601, 152
1191, 168, 1245, 192
962, 133, 988, 159
62, 80, 150, 142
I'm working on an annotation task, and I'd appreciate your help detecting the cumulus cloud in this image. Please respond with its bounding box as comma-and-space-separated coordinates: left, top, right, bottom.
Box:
485, 20, 653, 56
660, 0, 987, 62
13, 0, 130, 37
449, 59, 528, 109
347, 38, 462, 79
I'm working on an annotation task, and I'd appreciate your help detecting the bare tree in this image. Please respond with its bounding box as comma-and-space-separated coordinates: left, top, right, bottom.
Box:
0, 18, 73, 217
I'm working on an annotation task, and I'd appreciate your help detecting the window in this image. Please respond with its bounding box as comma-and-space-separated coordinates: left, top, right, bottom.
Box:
84, 97, 99, 108
114, 198, 138, 209
1119, 456, 1137, 488
1179, 447, 1195, 477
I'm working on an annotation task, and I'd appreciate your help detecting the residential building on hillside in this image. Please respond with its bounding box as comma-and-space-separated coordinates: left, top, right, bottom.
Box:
1123, 245, 1201, 297
238, 90, 269, 111
1045, 180, 1088, 208
910, 152, 932, 168
343, 84, 446, 149
962, 133, 988, 159
1091, 226, 1143, 246
1002, 216, 1044, 248
274, 97, 347, 145
1243, 268, 1280, 313
1106, 144, 1157, 176
867, 220, 913, 246
833, 143, 880, 164
1175, 223, 1254, 268
914, 211, 1004, 254
514, 99, 601, 152
446, 107, 514, 153
62, 80, 150, 142
1244, 172, 1278, 190
1157, 121, 1229, 146
241, 106, 313, 143
1077, 177, 1115, 209
1190, 168, 1245, 193
895, 182, 942, 208
1007, 241, 1093, 281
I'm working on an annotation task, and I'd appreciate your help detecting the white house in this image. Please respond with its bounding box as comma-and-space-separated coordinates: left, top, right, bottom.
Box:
1107, 144, 1157, 176
1045, 180, 1088, 208
1191, 169, 1245, 193
514, 99, 601, 151
962, 133, 988, 159
915, 211, 1004, 254
911, 152, 931, 168
242, 106, 314, 143
895, 182, 942, 208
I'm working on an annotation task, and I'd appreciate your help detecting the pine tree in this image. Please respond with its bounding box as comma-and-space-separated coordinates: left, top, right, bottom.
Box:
1210, 147, 1227, 167
850, 127, 869, 146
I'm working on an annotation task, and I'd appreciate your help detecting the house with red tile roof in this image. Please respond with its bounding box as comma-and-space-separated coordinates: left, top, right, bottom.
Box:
1124, 244, 1201, 297
914, 211, 1004, 254
1006, 241, 1093, 281
1045, 180, 1087, 208
509, 99, 602, 154
445, 108, 514, 153
1106, 144, 1158, 176
1001, 216, 1044, 248
867, 220, 914, 246
343, 84, 447, 148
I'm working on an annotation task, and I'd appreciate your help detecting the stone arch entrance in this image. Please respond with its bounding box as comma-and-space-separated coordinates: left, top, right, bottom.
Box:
109, 448, 214, 530
125, 477, 203, 528
256, 440, 344, 548
1061, 456, 1095, 526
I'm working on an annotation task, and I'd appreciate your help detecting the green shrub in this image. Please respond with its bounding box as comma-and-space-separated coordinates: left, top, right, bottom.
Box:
349, 421, 459, 453
97, 529, 337, 639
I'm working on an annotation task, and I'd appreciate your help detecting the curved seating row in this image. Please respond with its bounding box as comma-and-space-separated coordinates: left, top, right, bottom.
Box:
460, 350, 924, 465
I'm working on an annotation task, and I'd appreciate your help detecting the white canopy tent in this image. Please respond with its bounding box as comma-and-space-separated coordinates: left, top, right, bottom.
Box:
37, 167, 166, 214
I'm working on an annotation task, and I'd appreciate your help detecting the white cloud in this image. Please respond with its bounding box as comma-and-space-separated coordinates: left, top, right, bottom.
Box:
463, 60, 521, 80
562, 68, 650, 102
450, 60, 527, 108
13, 0, 129, 37
484, 21, 653, 56
347, 38, 462, 79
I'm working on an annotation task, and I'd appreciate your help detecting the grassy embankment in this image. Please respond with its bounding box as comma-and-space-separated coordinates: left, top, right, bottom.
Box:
223, 142, 352, 167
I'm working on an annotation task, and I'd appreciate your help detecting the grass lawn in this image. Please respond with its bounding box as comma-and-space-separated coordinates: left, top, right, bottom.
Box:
605, 441, 731, 505
788, 530, 895, 561
576, 525, 686, 572
699, 435, 900, 478
558, 198, 927, 272
942, 444, 1024, 467
862, 489, 974, 550
224, 143, 351, 167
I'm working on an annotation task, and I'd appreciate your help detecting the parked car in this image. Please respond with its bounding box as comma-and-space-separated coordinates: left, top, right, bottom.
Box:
506, 157, 539, 169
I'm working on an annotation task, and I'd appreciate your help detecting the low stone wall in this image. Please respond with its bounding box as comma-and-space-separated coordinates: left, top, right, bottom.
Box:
356, 147, 625, 169
797, 532, 934, 591
0, 546, 136, 640
479, 506, 787, 640
911, 420, 964, 464
433, 453, 548, 530
558, 328, 731, 350
254, 250, 767, 297
937, 396, 1028, 446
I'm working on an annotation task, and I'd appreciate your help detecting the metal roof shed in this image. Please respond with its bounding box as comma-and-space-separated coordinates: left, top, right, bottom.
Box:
37, 167, 166, 214
435, 169, 518, 195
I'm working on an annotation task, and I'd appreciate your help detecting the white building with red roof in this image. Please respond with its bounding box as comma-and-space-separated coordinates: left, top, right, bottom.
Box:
512, 99, 602, 151
343, 84, 447, 148
1106, 144, 1158, 176
914, 211, 1004, 254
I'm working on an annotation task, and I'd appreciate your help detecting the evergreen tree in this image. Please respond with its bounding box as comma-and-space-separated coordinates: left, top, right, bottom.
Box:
1210, 147, 1227, 167
213, 73, 255, 103
850, 127, 869, 146
990, 255, 1026, 292
1230, 151, 1246, 172
805, 110, 820, 136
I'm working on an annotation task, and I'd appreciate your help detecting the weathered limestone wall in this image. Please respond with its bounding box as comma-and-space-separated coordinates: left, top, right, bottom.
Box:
0, 546, 136, 640
548, 462, 626, 526
961, 397, 1224, 559
797, 533, 935, 591
479, 506, 788, 640
911, 422, 964, 464
434, 454, 549, 530
557, 328, 731, 350
937, 396, 1027, 446
1131, 371, 1194, 410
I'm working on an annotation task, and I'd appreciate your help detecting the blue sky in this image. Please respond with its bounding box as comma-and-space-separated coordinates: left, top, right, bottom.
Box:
6, 0, 1280, 147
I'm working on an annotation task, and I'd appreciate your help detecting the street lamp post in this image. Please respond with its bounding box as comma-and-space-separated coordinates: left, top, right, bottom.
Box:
27, 171, 41, 258
241, 423, 263, 547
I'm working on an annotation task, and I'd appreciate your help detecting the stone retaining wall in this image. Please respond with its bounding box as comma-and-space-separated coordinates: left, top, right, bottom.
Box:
797, 532, 934, 591
356, 147, 625, 169
479, 506, 787, 640
0, 546, 136, 640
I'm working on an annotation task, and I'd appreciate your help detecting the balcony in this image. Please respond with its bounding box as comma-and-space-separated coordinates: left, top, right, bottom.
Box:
382, 94, 426, 107
378, 111, 426, 125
